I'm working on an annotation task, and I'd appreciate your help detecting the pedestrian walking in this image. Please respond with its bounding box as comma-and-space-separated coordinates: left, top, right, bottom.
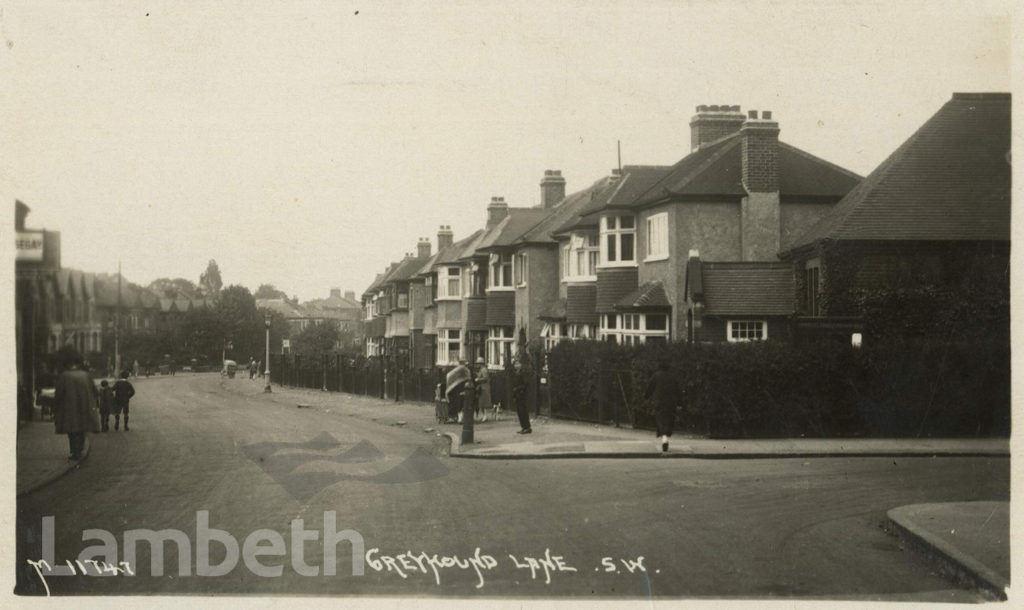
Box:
133, 359, 140, 378
98, 380, 113, 432
52, 347, 100, 460
445, 360, 471, 423
512, 359, 531, 434
249, 358, 258, 380
112, 370, 136, 431
474, 357, 491, 422
645, 360, 681, 452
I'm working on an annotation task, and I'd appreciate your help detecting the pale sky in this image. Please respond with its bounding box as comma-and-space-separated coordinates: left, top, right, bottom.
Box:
0, 1, 1012, 301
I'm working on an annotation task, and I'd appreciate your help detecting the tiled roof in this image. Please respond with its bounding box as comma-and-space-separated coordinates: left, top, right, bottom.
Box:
595, 267, 639, 313
566, 285, 598, 324
484, 291, 515, 326
562, 166, 671, 232
538, 298, 567, 321
614, 281, 670, 310
473, 208, 550, 253
701, 262, 795, 316
516, 176, 617, 244
427, 230, 484, 269
386, 255, 431, 283
784, 92, 1011, 252
619, 134, 860, 209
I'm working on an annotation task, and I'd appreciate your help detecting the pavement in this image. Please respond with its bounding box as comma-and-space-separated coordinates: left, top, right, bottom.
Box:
16, 373, 1011, 599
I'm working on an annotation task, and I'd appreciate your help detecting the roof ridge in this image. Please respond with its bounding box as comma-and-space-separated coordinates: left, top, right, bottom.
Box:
778, 140, 864, 181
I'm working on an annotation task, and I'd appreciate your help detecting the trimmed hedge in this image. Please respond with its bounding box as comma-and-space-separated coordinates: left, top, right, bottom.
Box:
546, 337, 1009, 438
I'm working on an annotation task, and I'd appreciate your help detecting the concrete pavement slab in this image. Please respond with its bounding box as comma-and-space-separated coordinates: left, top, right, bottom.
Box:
887, 502, 1009, 600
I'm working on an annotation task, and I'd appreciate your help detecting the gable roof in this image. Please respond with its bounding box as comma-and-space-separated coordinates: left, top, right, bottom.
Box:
417, 229, 484, 275
257, 298, 307, 318
699, 262, 795, 316
385, 254, 431, 284
783, 92, 1011, 253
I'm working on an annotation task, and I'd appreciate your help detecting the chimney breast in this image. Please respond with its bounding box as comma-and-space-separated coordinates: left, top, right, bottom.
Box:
690, 104, 746, 151
437, 225, 454, 251
417, 237, 431, 258
540, 170, 566, 208
486, 196, 509, 228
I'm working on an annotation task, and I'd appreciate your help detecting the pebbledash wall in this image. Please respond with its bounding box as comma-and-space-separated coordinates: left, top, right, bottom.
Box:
514, 244, 559, 342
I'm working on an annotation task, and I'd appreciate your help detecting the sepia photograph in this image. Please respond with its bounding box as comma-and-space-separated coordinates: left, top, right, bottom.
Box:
3, 0, 1014, 605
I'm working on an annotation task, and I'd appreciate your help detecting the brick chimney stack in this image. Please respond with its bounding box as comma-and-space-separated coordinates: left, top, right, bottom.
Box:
417, 237, 431, 258
690, 104, 745, 151
437, 225, 454, 251
739, 110, 781, 261
486, 196, 509, 228
344, 290, 355, 301
540, 170, 566, 208
330, 288, 341, 298
741, 110, 780, 192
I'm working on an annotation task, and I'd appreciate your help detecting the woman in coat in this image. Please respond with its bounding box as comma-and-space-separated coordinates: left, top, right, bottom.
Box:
645, 360, 681, 453
53, 348, 100, 460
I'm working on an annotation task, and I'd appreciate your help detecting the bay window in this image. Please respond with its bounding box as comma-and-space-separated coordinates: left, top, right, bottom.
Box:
600, 215, 636, 266
488, 253, 513, 289
540, 322, 567, 351
436, 329, 462, 364
486, 327, 516, 368
437, 266, 461, 300
599, 313, 670, 344
563, 233, 599, 280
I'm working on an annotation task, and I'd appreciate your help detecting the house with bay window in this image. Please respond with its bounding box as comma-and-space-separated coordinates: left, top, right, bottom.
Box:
416, 225, 483, 367
586, 104, 861, 343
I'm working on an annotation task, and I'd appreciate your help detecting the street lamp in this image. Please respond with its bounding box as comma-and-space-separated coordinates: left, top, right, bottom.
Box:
264, 313, 272, 393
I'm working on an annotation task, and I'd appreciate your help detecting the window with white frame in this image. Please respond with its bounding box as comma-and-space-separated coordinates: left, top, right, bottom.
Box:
488, 253, 513, 289
727, 320, 767, 342
397, 292, 409, 309
645, 212, 668, 261
599, 313, 670, 345
600, 215, 636, 266
804, 259, 821, 317
540, 322, 568, 351
366, 337, 382, 357
436, 329, 461, 364
487, 326, 516, 368
563, 233, 599, 281
567, 324, 593, 339
514, 252, 528, 286
437, 267, 461, 300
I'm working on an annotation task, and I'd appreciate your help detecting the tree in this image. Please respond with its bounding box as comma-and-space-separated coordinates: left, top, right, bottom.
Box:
199, 259, 223, 296
254, 284, 288, 300
148, 277, 199, 299
291, 321, 341, 358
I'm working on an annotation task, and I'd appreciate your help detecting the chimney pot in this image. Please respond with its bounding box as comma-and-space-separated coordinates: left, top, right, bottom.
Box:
748, 110, 758, 119
709, 104, 720, 111
762, 110, 772, 120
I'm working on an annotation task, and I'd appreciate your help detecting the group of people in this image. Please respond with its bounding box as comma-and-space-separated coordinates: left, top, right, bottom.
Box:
441, 357, 532, 434
52, 347, 137, 460
248, 358, 263, 380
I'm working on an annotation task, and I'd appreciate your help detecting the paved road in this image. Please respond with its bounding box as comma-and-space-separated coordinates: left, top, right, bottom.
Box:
16, 374, 1007, 600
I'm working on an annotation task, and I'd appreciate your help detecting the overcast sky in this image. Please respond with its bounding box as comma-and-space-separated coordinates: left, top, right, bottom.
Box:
0, 1, 1012, 301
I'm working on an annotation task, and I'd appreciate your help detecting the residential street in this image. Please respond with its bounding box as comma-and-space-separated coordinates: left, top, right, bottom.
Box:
16, 374, 1007, 600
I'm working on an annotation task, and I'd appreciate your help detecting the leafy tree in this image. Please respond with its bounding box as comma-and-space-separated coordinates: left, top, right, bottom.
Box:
254, 284, 288, 300
199, 259, 223, 296
291, 321, 341, 358
148, 277, 199, 299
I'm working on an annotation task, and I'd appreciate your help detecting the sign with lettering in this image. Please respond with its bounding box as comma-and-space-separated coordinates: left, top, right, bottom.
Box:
16, 231, 44, 262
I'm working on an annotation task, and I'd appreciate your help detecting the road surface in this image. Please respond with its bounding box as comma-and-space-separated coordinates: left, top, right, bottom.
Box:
16, 374, 1008, 601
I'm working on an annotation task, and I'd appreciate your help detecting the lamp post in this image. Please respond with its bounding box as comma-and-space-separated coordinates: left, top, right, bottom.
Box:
264, 314, 272, 393
461, 333, 475, 445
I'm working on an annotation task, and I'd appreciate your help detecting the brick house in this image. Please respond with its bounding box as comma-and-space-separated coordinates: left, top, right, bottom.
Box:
416, 226, 483, 367
779, 92, 1011, 343
581, 105, 861, 343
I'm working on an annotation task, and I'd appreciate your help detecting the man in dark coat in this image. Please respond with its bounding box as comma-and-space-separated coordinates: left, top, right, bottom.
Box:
511, 359, 531, 434
53, 348, 100, 460
112, 371, 136, 431
645, 360, 681, 452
